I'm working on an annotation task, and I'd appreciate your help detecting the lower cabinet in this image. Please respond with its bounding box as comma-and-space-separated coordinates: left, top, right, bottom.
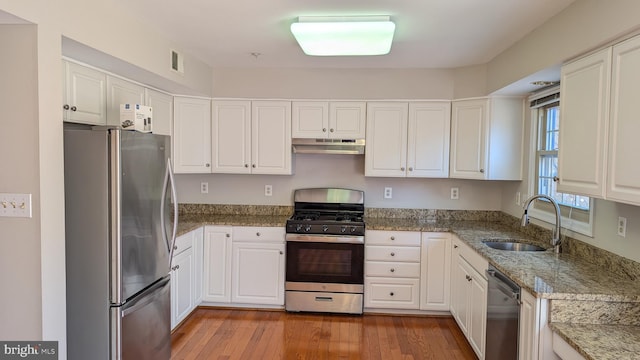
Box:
203, 225, 285, 306
420, 232, 451, 311
519, 288, 557, 360
450, 236, 488, 360
170, 227, 203, 330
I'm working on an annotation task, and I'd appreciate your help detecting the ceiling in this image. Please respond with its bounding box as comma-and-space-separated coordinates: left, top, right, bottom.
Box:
112, 0, 575, 69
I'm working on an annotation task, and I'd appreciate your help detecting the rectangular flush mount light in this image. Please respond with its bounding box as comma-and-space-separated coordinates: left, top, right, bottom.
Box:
290, 16, 396, 56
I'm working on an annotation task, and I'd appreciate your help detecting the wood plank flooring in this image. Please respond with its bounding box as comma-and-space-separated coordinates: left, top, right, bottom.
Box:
171, 308, 477, 360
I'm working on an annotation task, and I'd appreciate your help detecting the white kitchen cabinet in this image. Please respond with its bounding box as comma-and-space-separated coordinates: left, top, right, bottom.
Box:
519, 288, 557, 360
365, 101, 450, 178
145, 88, 173, 136
173, 96, 211, 173
450, 236, 488, 360
292, 101, 366, 139
558, 48, 611, 198
231, 227, 285, 305
202, 226, 233, 303
420, 232, 451, 311
252, 101, 292, 175
450, 97, 523, 180
606, 35, 640, 205
407, 102, 451, 178
364, 230, 421, 309
211, 100, 252, 173
170, 227, 203, 330
106, 75, 145, 126
62, 61, 106, 125
211, 100, 292, 175
552, 332, 584, 360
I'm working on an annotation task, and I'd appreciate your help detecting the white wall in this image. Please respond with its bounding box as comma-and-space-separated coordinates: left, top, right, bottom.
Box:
0, 24, 42, 340
177, 154, 507, 210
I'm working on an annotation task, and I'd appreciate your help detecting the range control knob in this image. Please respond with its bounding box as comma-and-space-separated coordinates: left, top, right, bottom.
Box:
305, 225, 312, 232
322, 225, 329, 232
351, 226, 357, 233
296, 224, 303, 232
341, 226, 348, 233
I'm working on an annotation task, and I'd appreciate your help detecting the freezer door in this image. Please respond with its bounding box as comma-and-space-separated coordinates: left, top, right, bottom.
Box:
111, 277, 171, 360
111, 130, 174, 303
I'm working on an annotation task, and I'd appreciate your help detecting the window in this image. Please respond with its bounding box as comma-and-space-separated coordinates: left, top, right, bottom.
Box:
528, 87, 593, 236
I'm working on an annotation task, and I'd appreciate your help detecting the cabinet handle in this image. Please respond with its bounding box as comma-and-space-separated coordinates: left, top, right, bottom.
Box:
244, 164, 249, 168
330, 128, 334, 133
553, 176, 559, 182
279, 251, 284, 255
172, 265, 180, 271
63, 104, 70, 110
390, 252, 395, 257
252, 164, 256, 168
206, 163, 210, 167
390, 236, 395, 241
465, 275, 472, 282
479, 168, 485, 173
256, 232, 261, 236
173, 245, 178, 250
454, 245, 458, 249
390, 268, 395, 273
400, 167, 405, 171
408, 167, 413, 171
390, 292, 395, 296
226, 233, 230, 238
70, 106, 77, 111
322, 128, 327, 132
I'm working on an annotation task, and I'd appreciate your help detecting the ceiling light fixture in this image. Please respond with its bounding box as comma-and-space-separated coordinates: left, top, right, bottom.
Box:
290, 16, 396, 56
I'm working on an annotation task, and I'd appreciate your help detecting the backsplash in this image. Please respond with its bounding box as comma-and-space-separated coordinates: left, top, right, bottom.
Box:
178, 203, 640, 280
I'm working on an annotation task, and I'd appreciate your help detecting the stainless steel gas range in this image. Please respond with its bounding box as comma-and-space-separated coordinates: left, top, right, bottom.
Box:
285, 188, 365, 314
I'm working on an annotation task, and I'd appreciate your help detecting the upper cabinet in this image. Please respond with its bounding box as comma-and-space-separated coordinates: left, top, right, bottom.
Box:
212, 100, 292, 175
559, 33, 640, 206
173, 96, 211, 173
558, 48, 611, 198
106, 76, 145, 126
365, 101, 450, 178
292, 101, 366, 139
62, 61, 106, 125
450, 97, 523, 180
145, 89, 173, 136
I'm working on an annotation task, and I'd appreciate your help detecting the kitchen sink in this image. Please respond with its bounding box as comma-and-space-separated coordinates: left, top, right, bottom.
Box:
482, 240, 547, 252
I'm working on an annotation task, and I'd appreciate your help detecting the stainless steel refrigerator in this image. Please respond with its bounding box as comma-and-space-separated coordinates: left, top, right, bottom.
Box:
64, 125, 178, 360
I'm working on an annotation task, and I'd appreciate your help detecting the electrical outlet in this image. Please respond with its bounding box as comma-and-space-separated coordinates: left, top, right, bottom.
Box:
451, 187, 459, 200
265, 185, 273, 197
200, 182, 208, 194
618, 216, 627, 237
0, 193, 32, 218
384, 187, 392, 199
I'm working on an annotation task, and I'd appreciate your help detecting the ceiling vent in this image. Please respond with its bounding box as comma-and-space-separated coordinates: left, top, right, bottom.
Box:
170, 49, 184, 74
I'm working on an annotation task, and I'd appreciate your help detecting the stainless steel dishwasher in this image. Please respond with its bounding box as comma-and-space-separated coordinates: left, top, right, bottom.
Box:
485, 265, 520, 360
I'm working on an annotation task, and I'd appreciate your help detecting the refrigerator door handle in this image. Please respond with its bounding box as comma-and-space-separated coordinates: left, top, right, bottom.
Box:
162, 158, 179, 268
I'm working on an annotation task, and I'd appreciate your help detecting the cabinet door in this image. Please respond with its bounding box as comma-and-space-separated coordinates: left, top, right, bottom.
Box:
292, 101, 329, 138
173, 97, 211, 173
450, 99, 487, 179
468, 268, 487, 360
607, 36, 640, 205
420, 233, 451, 311
145, 89, 173, 136
251, 101, 292, 175
519, 289, 539, 360
191, 227, 204, 305
231, 242, 285, 305
558, 48, 611, 198
212, 100, 252, 173
106, 76, 145, 126
451, 255, 471, 334
364, 277, 420, 309
63, 61, 106, 125
408, 102, 451, 178
202, 226, 232, 303
365, 102, 409, 177
171, 248, 193, 329
330, 101, 366, 138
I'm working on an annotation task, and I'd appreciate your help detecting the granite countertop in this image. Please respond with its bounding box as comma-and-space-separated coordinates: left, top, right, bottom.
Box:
176, 212, 640, 359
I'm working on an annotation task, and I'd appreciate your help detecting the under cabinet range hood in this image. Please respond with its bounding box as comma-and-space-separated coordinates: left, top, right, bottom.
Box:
291, 138, 365, 155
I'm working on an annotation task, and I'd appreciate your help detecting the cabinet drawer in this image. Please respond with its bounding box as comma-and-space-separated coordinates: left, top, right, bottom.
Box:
365, 278, 420, 309
233, 226, 285, 243
366, 246, 421, 262
365, 261, 420, 278
173, 231, 194, 256
366, 230, 421, 246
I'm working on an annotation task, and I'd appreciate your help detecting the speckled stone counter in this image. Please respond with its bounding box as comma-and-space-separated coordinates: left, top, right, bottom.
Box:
550, 323, 640, 360
177, 213, 289, 236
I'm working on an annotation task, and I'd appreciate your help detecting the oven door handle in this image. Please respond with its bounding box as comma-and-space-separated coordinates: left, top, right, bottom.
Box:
315, 296, 334, 302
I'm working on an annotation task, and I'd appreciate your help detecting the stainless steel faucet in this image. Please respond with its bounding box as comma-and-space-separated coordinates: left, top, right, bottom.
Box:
521, 194, 562, 253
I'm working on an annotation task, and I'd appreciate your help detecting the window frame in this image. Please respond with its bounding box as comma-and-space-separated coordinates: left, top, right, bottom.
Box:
526, 86, 594, 237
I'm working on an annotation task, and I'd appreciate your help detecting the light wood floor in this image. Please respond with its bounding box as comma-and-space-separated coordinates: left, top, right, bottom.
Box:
171, 308, 477, 360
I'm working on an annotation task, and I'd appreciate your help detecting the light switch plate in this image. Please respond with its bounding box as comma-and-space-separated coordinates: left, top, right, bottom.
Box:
0, 193, 32, 218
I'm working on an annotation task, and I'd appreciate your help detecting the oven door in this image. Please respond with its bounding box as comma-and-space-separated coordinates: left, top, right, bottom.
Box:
286, 239, 364, 286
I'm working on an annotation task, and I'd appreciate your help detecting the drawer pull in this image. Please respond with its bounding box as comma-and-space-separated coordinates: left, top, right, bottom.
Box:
454, 245, 458, 249
173, 245, 178, 250
390, 236, 395, 241
256, 232, 261, 236
390, 268, 395, 273
171, 265, 180, 271
390, 252, 395, 257
465, 275, 472, 282
389, 292, 394, 297
315, 296, 333, 302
